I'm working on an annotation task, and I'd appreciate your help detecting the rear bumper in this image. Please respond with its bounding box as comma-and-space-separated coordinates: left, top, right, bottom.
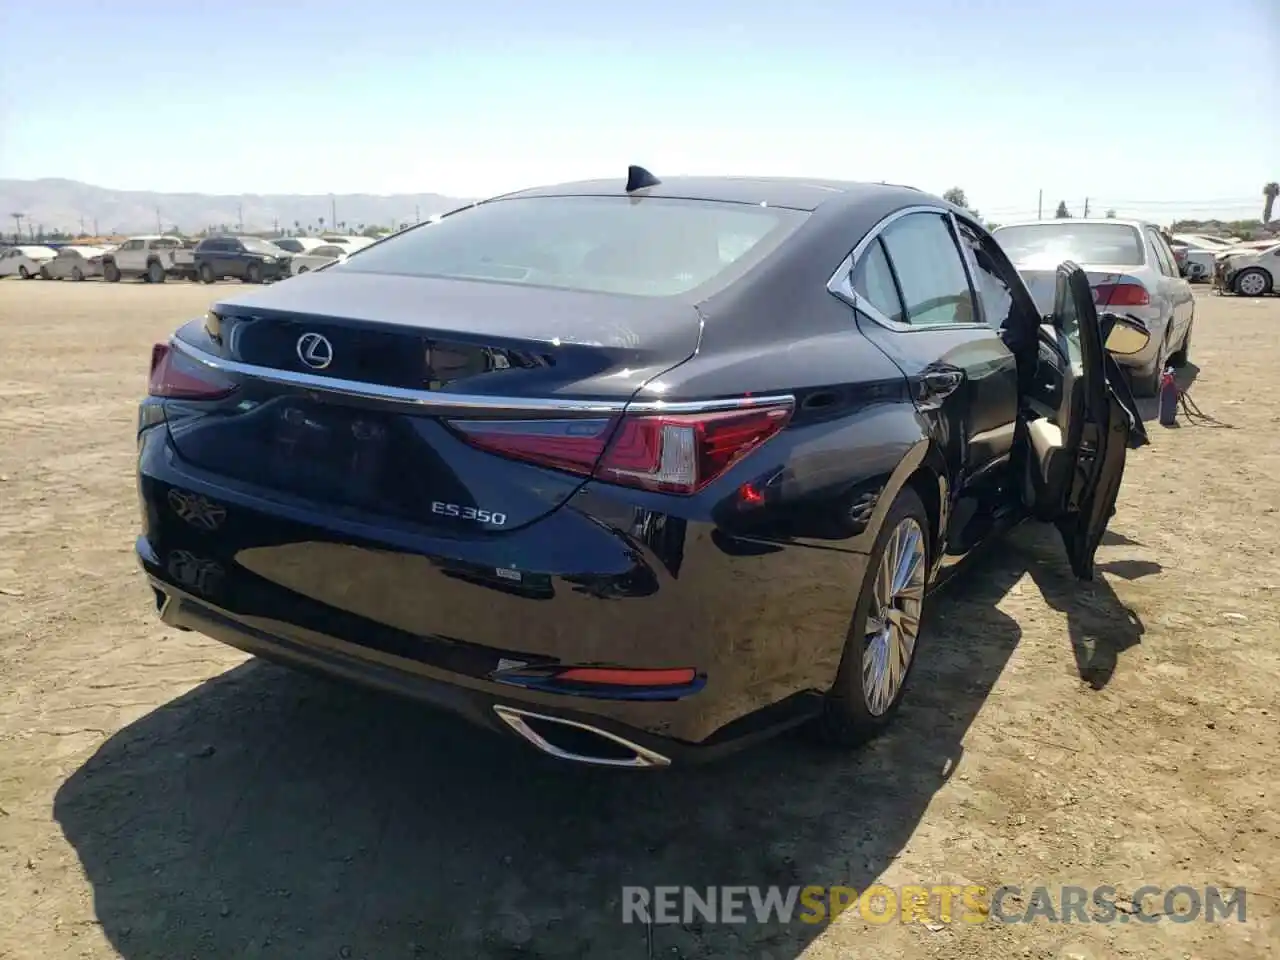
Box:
137, 556, 822, 766
140, 562, 819, 766
135, 424, 853, 761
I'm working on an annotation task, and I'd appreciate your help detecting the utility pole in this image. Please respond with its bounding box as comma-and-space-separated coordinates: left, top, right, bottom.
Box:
79, 216, 86, 236
1083, 197, 1090, 217
1037, 190, 1043, 219
93, 217, 99, 237
415, 204, 421, 224
273, 217, 279, 235
10, 212, 24, 242
156, 207, 162, 233
237, 203, 244, 232
330, 194, 337, 231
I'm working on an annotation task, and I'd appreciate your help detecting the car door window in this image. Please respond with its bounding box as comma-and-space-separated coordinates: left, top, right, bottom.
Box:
879, 212, 978, 327
955, 220, 1017, 331
851, 238, 905, 323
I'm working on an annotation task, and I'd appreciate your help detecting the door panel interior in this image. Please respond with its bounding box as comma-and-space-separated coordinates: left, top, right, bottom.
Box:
1019, 262, 1136, 580
1021, 322, 1079, 520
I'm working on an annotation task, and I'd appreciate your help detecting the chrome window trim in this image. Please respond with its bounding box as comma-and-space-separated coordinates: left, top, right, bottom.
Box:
826, 204, 989, 334
167, 336, 794, 416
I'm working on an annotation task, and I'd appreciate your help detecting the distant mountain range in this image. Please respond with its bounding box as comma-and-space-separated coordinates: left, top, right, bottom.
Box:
0, 178, 475, 237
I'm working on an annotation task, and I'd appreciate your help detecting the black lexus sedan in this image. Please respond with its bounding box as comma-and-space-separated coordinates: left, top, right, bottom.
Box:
136, 168, 1149, 768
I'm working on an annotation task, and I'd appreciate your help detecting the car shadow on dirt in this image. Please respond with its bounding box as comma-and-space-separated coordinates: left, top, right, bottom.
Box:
51, 527, 1145, 959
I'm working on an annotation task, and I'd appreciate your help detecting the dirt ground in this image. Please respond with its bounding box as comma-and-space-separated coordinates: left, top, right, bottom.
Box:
0, 278, 1277, 960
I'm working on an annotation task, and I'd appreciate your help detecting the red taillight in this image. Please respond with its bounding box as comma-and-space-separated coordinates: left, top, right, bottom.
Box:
148, 343, 236, 400
1092, 282, 1150, 307
449, 403, 792, 495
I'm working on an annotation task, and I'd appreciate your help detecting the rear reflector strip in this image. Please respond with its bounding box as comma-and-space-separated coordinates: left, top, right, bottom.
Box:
490, 664, 704, 701
555, 667, 697, 686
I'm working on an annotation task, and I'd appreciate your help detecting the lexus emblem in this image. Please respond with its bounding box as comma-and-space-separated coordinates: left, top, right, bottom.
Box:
296, 332, 333, 370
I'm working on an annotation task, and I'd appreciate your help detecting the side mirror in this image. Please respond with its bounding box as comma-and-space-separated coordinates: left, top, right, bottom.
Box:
1101, 313, 1151, 357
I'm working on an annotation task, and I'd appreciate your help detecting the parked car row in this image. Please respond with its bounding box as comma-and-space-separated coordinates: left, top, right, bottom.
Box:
1, 233, 382, 285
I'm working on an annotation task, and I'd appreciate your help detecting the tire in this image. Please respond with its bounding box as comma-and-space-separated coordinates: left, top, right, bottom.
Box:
1168, 319, 1192, 368
18, 266, 29, 280
39, 265, 50, 280
104, 262, 121, 283
146, 260, 166, 284
245, 262, 262, 284
812, 486, 931, 747
1233, 267, 1272, 297
71, 266, 84, 282
199, 263, 216, 284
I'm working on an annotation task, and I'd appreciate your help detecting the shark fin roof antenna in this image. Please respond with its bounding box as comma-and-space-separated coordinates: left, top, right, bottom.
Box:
625, 165, 662, 192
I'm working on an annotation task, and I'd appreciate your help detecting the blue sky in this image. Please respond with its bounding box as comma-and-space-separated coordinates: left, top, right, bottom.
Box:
2, 0, 1276, 221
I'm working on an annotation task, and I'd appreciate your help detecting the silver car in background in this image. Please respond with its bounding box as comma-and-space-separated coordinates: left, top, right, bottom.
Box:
43, 245, 113, 281
993, 219, 1194, 394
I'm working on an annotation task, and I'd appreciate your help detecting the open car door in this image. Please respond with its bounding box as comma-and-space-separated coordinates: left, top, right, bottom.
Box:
1023, 262, 1148, 580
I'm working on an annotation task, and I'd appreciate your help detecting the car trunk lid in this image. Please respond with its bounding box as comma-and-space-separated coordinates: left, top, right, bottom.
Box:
162, 272, 702, 531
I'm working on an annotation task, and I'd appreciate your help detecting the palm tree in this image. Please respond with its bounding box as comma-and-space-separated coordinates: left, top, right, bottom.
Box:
1263, 182, 1278, 224
318, 216, 326, 233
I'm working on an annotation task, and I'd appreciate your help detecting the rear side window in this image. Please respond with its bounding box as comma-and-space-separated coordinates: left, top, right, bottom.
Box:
878, 212, 977, 326
333, 195, 808, 298
1146, 228, 1177, 277
994, 222, 1146, 267
852, 239, 904, 323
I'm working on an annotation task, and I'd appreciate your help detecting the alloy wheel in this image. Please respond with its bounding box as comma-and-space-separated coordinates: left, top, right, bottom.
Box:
1237, 270, 1268, 297
861, 517, 926, 716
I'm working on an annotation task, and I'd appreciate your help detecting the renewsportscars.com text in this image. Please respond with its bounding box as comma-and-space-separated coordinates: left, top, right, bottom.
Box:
621, 884, 1247, 926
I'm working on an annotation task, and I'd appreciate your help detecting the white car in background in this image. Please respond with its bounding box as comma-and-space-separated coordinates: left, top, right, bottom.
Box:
993, 218, 1195, 395
1171, 233, 1238, 252
270, 236, 331, 255
321, 235, 375, 251
42, 245, 113, 280
0, 245, 58, 279
102, 235, 196, 282
288, 242, 352, 275
1216, 241, 1280, 297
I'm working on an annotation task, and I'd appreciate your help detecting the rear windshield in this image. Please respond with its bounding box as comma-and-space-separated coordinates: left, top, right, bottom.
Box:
331, 195, 808, 297
993, 222, 1146, 267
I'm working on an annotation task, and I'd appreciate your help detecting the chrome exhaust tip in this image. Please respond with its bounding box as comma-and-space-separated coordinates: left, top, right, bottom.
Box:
492, 705, 671, 769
